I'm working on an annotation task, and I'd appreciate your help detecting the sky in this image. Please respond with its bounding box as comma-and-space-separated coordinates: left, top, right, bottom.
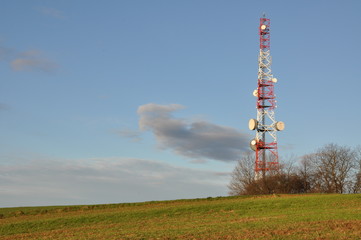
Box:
1, 0, 361, 207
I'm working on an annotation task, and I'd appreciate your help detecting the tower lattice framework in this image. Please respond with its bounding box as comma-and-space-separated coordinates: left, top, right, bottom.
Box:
249, 15, 284, 179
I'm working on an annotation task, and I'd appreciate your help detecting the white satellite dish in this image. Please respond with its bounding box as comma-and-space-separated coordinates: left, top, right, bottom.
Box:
272, 78, 278, 83
248, 119, 258, 130
261, 24, 267, 30
250, 139, 257, 151
253, 89, 258, 97
275, 121, 285, 131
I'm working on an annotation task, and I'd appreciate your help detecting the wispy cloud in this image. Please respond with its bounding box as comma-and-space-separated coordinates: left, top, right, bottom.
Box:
137, 103, 250, 162
36, 6, 66, 19
114, 129, 142, 142
0, 158, 229, 207
0, 43, 58, 73
279, 143, 295, 151
11, 50, 58, 72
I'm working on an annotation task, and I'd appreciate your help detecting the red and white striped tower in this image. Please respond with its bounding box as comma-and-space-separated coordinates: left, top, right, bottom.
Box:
249, 15, 285, 180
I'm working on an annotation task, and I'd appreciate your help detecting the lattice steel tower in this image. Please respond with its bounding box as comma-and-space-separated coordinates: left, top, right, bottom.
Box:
248, 15, 285, 180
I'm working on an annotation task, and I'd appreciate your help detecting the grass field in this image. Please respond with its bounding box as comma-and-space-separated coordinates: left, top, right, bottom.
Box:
0, 194, 360, 240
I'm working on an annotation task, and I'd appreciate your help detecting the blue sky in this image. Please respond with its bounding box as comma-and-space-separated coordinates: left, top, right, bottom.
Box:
1, 0, 360, 207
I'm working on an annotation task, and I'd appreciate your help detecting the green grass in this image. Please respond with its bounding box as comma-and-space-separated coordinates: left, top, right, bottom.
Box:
0, 194, 360, 239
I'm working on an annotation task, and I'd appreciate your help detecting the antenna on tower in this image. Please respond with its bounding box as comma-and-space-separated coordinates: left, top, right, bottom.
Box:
248, 15, 284, 180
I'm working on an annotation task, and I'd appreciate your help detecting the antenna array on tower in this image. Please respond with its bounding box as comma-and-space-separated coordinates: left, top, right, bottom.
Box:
249, 15, 285, 180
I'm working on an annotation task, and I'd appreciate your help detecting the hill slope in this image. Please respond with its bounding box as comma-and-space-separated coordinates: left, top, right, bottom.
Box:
0, 194, 360, 239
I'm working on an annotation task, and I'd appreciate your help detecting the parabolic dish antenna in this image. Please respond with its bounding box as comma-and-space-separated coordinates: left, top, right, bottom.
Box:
253, 89, 258, 97
248, 119, 258, 130
275, 121, 285, 131
250, 139, 257, 151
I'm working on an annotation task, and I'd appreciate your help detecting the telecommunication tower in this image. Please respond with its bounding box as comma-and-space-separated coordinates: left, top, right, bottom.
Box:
248, 15, 285, 179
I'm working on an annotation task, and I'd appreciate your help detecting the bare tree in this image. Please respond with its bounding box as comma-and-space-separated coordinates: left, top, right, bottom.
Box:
298, 154, 317, 193
229, 153, 305, 195
353, 169, 361, 193
228, 152, 255, 195
352, 146, 361, 193
312, 144, 357, 193
229, 143, 360, 195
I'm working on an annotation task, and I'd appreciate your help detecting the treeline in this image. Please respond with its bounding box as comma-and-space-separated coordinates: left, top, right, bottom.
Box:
228, 143, 361, 195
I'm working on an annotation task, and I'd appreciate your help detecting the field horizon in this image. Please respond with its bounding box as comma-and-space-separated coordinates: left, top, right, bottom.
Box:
1, 194, 360, 239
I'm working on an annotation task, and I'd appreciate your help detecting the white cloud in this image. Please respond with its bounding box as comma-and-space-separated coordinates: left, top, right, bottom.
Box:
0, 158, 230, 207
0, 43, 58, 73
11, 50, 58, 72
137, 103, 250, 162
